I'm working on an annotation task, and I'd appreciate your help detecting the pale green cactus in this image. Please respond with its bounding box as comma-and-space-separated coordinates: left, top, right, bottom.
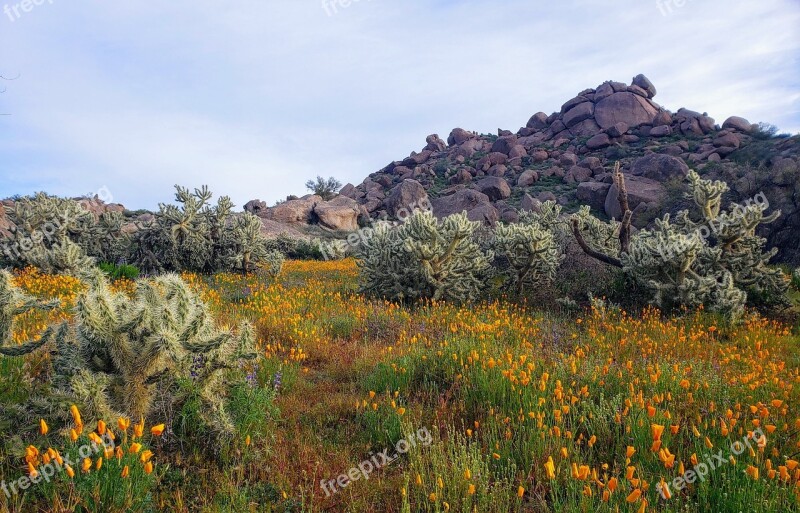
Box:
358, 210, 492, 302
0, 193, 112, 273
134, 185, 275, 274
1, 269, 257, 434
572, 166, 789, 319
493, 222, 561, 295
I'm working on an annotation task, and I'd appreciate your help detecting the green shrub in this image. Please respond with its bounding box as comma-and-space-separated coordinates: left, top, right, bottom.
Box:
98, 262, 140, 280
357, 210, 492, 302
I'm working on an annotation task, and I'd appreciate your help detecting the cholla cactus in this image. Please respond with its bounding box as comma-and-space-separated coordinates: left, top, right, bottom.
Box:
493, 222, 561, 295
134, 185, 274, 274
42, 270, 257, 433
358, 210, 492, 302
572, 165, 789, 318
0, 193, 104, 273
793, 268, 800, 290
260, 250, 285, 279
0, 270, 60, 357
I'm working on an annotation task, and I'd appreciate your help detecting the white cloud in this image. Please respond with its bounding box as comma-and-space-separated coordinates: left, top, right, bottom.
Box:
1, 0, 798, 209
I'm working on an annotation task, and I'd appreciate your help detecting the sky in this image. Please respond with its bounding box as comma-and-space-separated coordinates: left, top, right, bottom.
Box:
1, 0, 799, 210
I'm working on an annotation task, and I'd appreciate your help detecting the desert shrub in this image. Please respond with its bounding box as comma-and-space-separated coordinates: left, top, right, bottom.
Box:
264, 234, 325, 260
132, 185, 274, 274
793, 268, 800, 290
572, 165, 789, 319
0, 193, 129, 274
98, 262, 140, 280
305, 176, 342, 201
357, 210, 492, 302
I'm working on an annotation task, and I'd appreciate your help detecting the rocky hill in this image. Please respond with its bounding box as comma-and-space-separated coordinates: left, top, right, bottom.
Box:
247, 74, 799, 263
2, 75, 798, 264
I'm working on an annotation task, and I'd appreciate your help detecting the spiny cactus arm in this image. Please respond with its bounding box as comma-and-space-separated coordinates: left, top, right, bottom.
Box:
0, 325, 55, 357
182, 331, 232, 353
571, 218, 623, 268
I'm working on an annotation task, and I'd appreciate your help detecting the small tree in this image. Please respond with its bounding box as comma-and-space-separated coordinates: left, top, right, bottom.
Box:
305, 176, 342, 201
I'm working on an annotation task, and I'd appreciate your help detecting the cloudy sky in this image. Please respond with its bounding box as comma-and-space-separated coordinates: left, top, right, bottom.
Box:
1, 0, 799, 210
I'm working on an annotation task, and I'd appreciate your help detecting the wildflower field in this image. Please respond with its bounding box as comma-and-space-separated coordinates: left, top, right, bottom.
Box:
1, 260, 799, 512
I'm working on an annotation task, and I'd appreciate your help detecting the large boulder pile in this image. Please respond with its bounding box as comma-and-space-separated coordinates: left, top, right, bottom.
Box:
326, 74, 798, 263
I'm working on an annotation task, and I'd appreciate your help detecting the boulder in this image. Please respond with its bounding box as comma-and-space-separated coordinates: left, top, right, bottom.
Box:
650, 125, 672, 137
527, 112, 549, 130
313, 196, 361, 231
565, 166, 593, 184
722, 116, 753, 133
594, 92, 659, 129
449, 168, 473, 185
631, 74, 657, 98
244, 199, 267, 216
630, 153, 689, 181
447, 128, 475, 146
339, 183, 360, 199
425, 134, 447, 152
569, 118, 602, 137
605, 175, 667, 219
653, 111, 673, 127
531, 150, 549, 162
517, 170, 539, 187
491, 135, 519, 155
586, 133, 611, 150
476, 176, 511, 200
519, 193, 541, 212
607, 122, 629, 138
431, 189, 499, 225
563, 102, 595, 128
713, 132, 741, 149
508, 145, 528, 159
258, 218, 309, 240
385, 179, 430, 218
265, 195, 321, 224
577, 181, 612, 212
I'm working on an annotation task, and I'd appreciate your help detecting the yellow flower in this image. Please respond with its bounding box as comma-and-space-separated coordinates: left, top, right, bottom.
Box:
626, 488, 641, 503
118, 418, 130, 432
517, 486, 525, 498
140, 450, 154, 463
39, 419, 48, 436
144, 461, 153, 474
121, 466, 130, 478
544, 456, 556, 479
626, 446, 636, 458
397, 408, 406, 416
95, 457, 103, 471
82, 458, 92, 473
133, 418, 145, 438
468, 484, 476, 495
129, 443, 142, 454
65, 464, 75, 479
70, 405, 82, 427
70, 429, 79, 442
150, 424, 165, 437
97, 420, 106, 436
